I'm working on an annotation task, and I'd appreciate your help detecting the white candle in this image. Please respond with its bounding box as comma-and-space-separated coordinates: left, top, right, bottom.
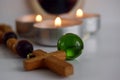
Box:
33, 17, 83, 46
16, 14, 43, 38
34, 17, 82, 29
60, 9, 100, 35
75, 9, 100, 34
16, 14, 56, 36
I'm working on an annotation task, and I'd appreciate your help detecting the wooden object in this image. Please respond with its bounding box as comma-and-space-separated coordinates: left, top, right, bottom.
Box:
24, 49, 66, 70
0, 31, 3, 44
44, 56, 73, 76
24, 49, 73, 76
6, 38, 18, 54
0, 24, 12, 33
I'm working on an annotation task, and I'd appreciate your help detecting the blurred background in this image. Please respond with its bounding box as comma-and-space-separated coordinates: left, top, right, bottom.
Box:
0, 0, 120, 80
0, 0, 120, 29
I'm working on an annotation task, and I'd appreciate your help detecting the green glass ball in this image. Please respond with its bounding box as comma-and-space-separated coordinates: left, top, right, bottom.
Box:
57, 33, 84, 60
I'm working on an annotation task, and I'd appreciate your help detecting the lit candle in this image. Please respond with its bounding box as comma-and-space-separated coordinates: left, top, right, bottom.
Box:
76, 9, 83, 18
16, 14, 43, 38
75, 9, 100, 34
54, 17, 62, 27
35, 15, 42, 22
16, 14, 57, 38
60, 9, 100, 35
33, 17, 83, 46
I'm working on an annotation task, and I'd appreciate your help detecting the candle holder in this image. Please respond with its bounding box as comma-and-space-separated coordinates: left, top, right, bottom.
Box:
81, 14, 100, 35
60, 12, 100, 35
16, 14, 56, 39
16, 0, 100, 46
16, 15, 83, 46
33, 19, 83, 46
16, 14, 35, 39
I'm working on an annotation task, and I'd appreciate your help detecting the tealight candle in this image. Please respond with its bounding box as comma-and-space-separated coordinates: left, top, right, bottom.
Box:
75, 9, 100, 35
16, 14, 42, 39
60, 9, 100, 35
16, 14, 56, 39
33, 17, 83, 46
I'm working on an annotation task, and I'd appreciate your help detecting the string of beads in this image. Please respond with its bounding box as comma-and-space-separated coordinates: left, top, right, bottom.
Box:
0, 24, 34, 58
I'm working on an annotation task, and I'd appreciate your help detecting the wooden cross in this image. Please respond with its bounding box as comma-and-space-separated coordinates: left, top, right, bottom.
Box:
24, 49, 73, 77
0, 25, 73, 77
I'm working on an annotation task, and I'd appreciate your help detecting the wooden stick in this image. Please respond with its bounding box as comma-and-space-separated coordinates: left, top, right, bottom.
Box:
33, 49, 66, 60
24, 50, 66, 71
0, 31, 3, 44
24, 56, 45, 70
44, 56, 73, 77
0, 24, 12, 33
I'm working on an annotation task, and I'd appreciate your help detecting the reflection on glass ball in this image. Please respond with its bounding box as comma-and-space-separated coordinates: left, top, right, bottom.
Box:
57, 33, 84, 60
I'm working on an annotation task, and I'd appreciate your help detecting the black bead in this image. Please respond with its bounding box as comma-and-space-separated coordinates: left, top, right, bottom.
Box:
16, 40, 33, 58
2, 32, 17, 45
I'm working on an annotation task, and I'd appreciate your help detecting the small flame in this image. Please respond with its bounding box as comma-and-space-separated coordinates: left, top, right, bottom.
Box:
35, 15, 42, 22
76, 9, 83, 18
54, 17, 62, 27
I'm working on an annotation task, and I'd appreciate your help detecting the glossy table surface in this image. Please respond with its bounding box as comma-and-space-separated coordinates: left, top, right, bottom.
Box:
0, 23, 120, 80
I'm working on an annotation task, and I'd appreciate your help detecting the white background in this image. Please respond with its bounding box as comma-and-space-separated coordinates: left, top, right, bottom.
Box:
0, 0, 120, 80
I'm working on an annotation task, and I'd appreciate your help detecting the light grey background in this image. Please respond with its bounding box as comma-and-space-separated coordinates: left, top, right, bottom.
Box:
0, 0, 120, 28
0, 0, 120, 80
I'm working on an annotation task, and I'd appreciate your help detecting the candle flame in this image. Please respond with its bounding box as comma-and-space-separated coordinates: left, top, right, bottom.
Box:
35, 15, 42, 22
76, 9, 83, 18
54, 17, 62, 27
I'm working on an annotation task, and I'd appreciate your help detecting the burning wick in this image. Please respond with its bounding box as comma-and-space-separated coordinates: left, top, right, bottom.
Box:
76, 9, 83, 18
35, 15, 42, 22
54, 17, 62, 27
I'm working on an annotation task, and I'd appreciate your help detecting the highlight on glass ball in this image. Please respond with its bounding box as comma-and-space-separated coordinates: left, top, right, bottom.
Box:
57, 33, 84, 60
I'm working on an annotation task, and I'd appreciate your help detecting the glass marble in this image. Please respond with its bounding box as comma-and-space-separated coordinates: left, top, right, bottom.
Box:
57, 33, 84, 60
